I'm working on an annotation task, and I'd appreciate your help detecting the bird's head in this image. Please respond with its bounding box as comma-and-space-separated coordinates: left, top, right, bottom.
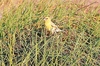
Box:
44, 17, 51, 21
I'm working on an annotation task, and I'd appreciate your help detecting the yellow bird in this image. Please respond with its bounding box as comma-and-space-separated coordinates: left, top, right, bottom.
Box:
44, 17, 63, 34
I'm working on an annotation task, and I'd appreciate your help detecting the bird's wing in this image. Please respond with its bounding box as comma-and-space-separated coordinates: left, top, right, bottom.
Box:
51, 22, 58, 28
51, 21, 62, 32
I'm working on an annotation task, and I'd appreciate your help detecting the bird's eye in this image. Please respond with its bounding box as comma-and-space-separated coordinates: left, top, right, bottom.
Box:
45, 17, 48, 19
44, 17, 49, 20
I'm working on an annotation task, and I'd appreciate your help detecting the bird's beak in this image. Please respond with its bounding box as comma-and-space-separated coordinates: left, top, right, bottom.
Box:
43, 17, 46, 20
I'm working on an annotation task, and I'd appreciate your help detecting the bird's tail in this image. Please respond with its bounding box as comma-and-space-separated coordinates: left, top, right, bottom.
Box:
59, 29, 67, 35
55, 28, 67, 34
51, 27, 67, 35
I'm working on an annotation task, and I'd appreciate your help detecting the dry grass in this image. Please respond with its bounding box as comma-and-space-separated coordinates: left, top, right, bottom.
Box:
0, 0, 100, 66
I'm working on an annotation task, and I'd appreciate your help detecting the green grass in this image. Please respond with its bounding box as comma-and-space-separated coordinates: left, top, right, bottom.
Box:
0, 0, 100, 66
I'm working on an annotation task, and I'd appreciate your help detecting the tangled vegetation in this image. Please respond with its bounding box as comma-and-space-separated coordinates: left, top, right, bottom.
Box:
0, 0, 100, 66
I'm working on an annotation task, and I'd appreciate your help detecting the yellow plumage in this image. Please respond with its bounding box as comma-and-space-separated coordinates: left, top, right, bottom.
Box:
44, 17, 63, 34
44, 17, 52, 31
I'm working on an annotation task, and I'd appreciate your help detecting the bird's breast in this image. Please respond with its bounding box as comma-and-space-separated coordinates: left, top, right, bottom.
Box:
45, 22, 52, 31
